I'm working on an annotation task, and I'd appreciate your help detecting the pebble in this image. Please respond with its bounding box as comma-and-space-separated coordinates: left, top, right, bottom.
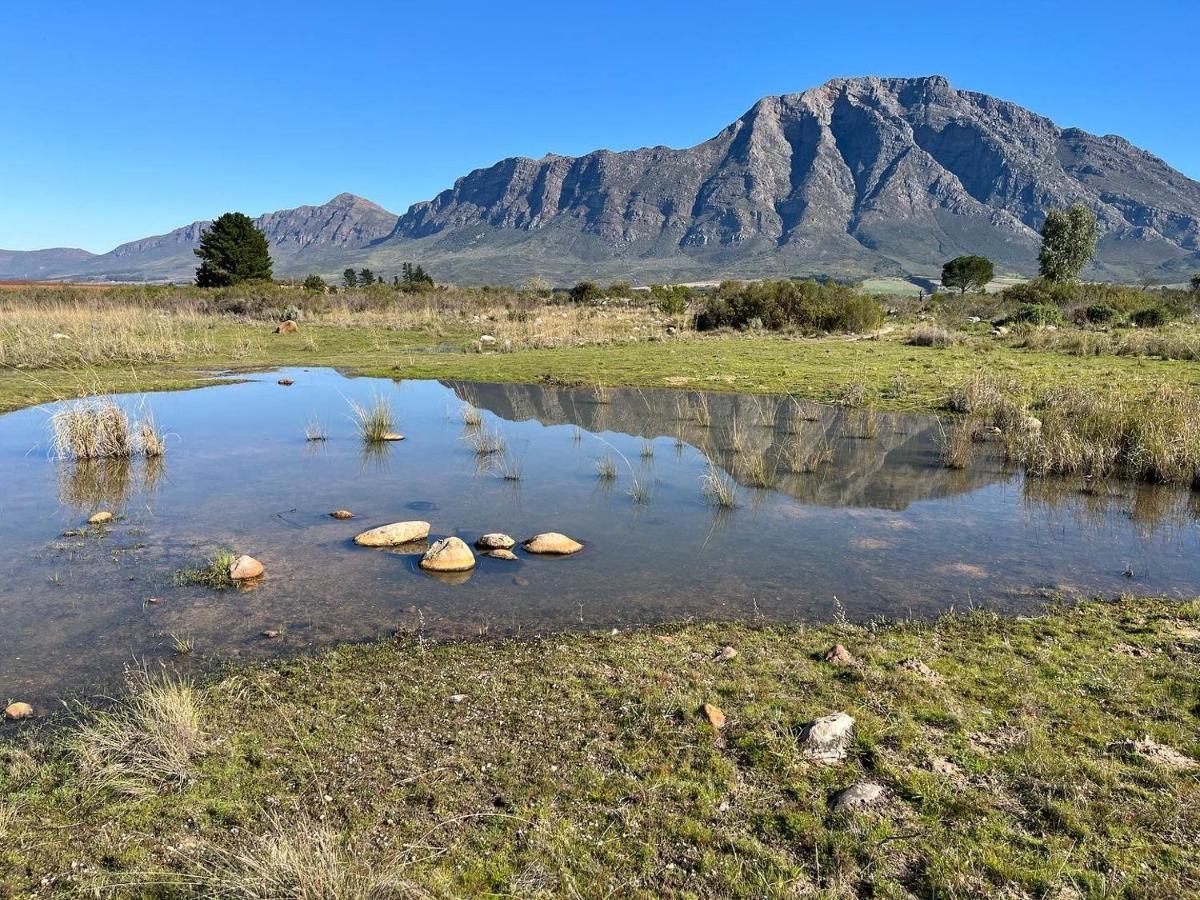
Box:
4, 702, 34, 721
716, 645, 738, 661
88, 511, 113, 525
700, 703, 726, 729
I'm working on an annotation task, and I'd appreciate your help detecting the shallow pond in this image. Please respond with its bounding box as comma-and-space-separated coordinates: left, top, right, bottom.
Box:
2, 368, 1199, 706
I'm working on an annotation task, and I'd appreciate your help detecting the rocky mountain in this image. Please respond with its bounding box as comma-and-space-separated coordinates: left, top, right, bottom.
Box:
4, 76, 1198, 285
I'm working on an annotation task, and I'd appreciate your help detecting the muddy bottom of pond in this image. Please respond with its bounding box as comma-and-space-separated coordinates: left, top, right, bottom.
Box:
2, 368, 1198, 707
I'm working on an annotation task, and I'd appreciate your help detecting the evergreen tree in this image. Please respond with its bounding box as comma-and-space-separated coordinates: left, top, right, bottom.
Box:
193, 212, 272, 287
343, 268, 358, 288
302, 274, 326, 292
359, 268, 375, 286
940, 255, 994, 295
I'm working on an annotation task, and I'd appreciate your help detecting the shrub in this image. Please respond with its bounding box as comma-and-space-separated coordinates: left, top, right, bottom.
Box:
301, 275, 325, 292
1011, 304, 1062, 326
908, 325, 959, 348
693, 280, 883, 334
1131, 305, 1172, 328
569, 281, 603, 304
1084, 303, 1119, 325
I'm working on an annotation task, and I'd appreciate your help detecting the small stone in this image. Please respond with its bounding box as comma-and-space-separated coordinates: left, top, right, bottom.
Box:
4, 702, 33, 721
479, 334, 497, 344
830, 781, 886, 813
277, 378, 294, 386
799, 712, 856, 764
522, 532, 584, 555
330, 510, 355, 520
88, 511, 113, 525
716, 645, 738, 661
419, 536, 476, 572
147, 597, 161, 605
380, 432, 405, 441
825, 644, 857, 667
229, 555, 264, 580
1023, 416, 1042, 433
485, 549, 518, 561
261, 630, 280, 639
449, 694, 466, 703
274, 321, 299, 334
354, 521, 431, 547
700, 703, 726, 729
475, 533, 516, 550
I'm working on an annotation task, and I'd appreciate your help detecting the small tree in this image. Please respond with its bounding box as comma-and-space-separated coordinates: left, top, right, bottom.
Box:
343, 268, 358, 288
1190, 273, 1200, 293
194, 212, 272, 287
940, 256, 994, 295
1038, 203, 1098, 283
569, 281, 602, 304
302, 274, 325, 292
359, 268, 375, 286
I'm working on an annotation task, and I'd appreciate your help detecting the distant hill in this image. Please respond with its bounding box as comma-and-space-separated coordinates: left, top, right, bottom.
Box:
4, 76, 1198, 285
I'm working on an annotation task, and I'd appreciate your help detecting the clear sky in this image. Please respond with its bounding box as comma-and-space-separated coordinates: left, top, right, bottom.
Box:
2, 0, 1196, 252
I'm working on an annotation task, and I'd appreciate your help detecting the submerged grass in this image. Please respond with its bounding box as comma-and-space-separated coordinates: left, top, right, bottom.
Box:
346, 393, 394, 444
701, 463, 739, 508
173, 550, 237, 590
5, 596, 1199, 896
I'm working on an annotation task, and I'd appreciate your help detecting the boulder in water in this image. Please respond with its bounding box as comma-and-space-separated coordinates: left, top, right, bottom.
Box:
354, 521, 431, 547
522, 532, 583, 555
419, 536, 476, 572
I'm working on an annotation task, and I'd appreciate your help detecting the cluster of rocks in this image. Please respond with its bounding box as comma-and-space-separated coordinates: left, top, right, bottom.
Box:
351, 519, 583, 574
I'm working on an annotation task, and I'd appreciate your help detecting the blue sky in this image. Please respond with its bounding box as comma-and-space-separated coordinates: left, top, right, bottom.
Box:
2, 0, 1196, 252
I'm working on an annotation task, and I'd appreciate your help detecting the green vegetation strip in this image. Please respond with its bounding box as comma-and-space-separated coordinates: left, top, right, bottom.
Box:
3, 596, 1198, 895
4, 327, 1200, 415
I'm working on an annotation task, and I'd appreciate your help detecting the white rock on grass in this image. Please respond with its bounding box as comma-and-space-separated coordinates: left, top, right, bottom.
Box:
799, 712, 856, 764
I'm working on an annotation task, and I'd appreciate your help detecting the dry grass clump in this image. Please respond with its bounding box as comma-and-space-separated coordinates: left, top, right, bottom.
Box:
347, 393, 394, 443
74, 667, 207, 796
738, 453, 775, 489
1009, 325, 1200, 362
835, 380, 872, 409
940, 418, 979, 469
467, 425, 506, 456
701, 464, 739, 508
595, 454, 617, 480
781, 436, 833, 474
908, 325, 961, 348
182, 816, 415, 900
49, 397, 165, 460
460, 403, 483, 430
1010, 384, 1200, 484
304, 416, 327, 442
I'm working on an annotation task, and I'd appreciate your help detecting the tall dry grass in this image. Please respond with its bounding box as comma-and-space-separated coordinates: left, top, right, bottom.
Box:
74, 667, 208, 796
49, 397, 166, 460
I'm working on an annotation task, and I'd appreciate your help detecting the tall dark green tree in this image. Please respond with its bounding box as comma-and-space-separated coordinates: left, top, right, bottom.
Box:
359, 268, 375, 286
193, 212, 272, 287
940, 255, 994, 295
343, 268, 358, 288
1038, 203, 1098, 283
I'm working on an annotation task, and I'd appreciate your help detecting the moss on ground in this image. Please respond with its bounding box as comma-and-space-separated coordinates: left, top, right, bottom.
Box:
3, 595, 1198, 897
3, 326, 1198, 415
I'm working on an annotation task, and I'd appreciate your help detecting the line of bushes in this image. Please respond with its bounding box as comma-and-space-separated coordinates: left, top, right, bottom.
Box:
694, 279, 885, 334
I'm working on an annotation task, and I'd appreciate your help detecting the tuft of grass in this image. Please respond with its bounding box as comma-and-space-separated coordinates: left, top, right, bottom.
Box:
909, 324, 961, 348
595, 454, 617, 481
50, 398, 135, 460
591, 382, 611, 405
701, 463, 739, 508
347, 393, 394, 444
303, 416, 327, 442
467, 425, 506, 456
460, 403, 483, 430
73, 666, 207, 796
835, 380, 873, 409
940, 418, 978, 469
170, 633, 196, 656
493, 452, 523, 481
639, 438, 655, 459
628, 477, 653, 504
174, 550, 237, 589
692, 393, 712, 427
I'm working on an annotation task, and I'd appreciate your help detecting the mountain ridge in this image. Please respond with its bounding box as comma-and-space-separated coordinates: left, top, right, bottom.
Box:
4, 75, 1198, 285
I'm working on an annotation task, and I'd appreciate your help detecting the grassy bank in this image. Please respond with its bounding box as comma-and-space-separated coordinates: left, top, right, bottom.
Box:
2, 595, 1198, 897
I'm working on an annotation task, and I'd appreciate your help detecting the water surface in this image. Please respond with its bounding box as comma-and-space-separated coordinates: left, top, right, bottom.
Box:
2, 369, 1198, 706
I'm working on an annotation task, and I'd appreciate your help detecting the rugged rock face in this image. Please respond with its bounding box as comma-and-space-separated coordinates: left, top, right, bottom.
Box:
5, 76, 1198, 283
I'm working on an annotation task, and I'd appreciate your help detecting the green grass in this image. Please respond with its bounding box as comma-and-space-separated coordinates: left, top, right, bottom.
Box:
172, 550, 237, 589
6, 326, 1200, 416
2, 596, 1197, 896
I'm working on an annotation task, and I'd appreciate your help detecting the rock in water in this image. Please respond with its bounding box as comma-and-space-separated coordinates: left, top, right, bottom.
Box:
799, 712, 856, 764
330, 509, 355, 520
700, 703, 726, 729
277, 377, 294, 386
485, 549, 518, 560
522, 532, 584, 555
419, 536, 476, 572
380, 432, 405, 441
4, 702, 34, 720
475, 533, 516, 550
354, 521, 431, 547
87, 511, 113, 525
229, 555, 264, 580
831, 781, 886, 813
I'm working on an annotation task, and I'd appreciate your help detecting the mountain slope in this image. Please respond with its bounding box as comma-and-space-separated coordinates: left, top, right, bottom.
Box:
4, 76, 1198, 284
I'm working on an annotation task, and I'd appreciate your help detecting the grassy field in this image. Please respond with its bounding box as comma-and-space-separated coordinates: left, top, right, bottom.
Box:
2, 595, 1197, 897
5, 316, 1200, 416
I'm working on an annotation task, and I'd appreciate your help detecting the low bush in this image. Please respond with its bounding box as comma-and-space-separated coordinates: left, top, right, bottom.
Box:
1010, 303, 1063, 326
1084, 303, 1119, 325
694, 280, 883, 334
1131, 305, 1172, 328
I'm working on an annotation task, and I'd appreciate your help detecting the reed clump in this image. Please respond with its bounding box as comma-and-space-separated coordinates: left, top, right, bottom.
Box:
347, 393, 394, 444
50, 397, 165, 460
940, 418, 978, 469
701, 464, 739, 508
595, 454, 617, 480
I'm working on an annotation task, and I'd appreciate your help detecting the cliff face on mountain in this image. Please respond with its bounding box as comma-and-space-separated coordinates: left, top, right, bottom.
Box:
5, 76, 1198, 284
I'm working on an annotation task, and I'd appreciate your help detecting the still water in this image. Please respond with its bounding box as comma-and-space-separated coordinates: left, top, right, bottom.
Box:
2, 368, 1198, 706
